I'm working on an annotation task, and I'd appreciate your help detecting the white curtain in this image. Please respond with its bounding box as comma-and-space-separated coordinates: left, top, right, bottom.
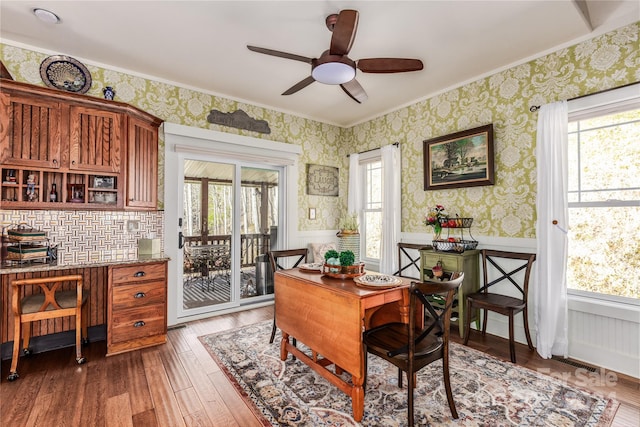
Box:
534, 100, 569, 359
347, 153, 361, 214
379, 145, 401, 274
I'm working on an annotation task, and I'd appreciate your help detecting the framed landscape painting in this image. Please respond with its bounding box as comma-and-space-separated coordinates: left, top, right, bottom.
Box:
423, 124, 495, 190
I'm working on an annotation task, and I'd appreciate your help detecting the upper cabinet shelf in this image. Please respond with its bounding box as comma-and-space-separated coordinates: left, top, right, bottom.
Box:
0, 79, 163, 211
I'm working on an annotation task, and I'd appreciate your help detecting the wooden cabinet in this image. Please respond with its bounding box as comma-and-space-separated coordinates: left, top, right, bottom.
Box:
0, 79, 162, 210
420, 249, 480, 337
107, 261, 167, 356
125, 116, 158, 209
69, 105, 123, 173
0, 92, 62, 168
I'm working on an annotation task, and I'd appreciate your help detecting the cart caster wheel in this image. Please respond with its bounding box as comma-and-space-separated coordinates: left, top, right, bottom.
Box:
7, 372, 19, 381
76, 357, 86, 365
22, 348, 31, 356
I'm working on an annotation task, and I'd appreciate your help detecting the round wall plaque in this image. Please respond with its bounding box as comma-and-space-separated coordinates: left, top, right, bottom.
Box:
40, 55, 92, 94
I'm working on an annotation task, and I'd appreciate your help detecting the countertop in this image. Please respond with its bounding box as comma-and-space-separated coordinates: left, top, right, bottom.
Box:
0, 253, 170, 274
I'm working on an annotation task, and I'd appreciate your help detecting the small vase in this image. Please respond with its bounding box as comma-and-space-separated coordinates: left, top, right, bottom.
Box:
103, 86, 115, 100
432, 224, 442, 241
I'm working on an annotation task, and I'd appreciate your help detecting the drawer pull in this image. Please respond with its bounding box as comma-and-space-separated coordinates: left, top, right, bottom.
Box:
134, 271, 146, 277
134, 321, 146, 328
134, 292, 146, 299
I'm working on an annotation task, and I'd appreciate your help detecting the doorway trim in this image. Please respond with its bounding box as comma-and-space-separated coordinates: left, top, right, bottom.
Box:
163, 123, 301, 325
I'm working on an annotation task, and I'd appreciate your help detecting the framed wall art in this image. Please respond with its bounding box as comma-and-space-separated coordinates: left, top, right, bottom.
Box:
423, 124, 495, 190
306, 164, 339, 196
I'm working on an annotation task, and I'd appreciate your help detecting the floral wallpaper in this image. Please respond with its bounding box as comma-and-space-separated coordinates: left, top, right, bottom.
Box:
347, 22, 639, 238
1, 22, 638, 238
0, 44, 346, 231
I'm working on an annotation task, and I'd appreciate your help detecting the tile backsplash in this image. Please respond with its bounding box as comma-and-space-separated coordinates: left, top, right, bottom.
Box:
1, 210, 164, 264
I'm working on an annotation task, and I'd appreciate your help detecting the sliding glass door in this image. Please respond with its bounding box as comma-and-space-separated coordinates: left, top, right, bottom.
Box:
179, 158, 281, 317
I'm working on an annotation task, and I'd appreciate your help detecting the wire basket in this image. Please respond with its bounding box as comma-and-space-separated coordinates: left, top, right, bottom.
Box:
432, 239, 478, 253
438, 217, 474, 228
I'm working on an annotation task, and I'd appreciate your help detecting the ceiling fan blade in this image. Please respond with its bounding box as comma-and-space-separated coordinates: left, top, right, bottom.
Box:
247, 45, 313, 64
282, 76, 316, 95
357, 58, 424, 73
329, 10, 358, 56
340, 79, 368, 104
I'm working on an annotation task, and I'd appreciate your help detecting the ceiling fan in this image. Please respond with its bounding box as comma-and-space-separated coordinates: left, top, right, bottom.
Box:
247, 9, 423, 104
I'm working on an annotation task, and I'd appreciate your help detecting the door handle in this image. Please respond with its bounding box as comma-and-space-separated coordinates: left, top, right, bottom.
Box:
178, 231, 185, 249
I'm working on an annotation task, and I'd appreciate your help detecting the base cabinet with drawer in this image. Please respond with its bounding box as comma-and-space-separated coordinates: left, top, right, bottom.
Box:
107, 260, 167, 356
420, 249, 480, 338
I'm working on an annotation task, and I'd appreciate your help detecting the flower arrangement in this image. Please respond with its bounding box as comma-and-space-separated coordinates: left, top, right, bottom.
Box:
425, 204, 447, 236
338, 212, 359, 233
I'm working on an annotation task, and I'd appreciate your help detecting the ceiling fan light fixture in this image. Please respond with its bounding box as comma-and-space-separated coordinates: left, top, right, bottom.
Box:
312, 62, 355, 85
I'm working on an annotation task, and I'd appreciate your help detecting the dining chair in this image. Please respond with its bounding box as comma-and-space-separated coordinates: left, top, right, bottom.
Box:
463, 249, 536, 363
7, 274, 88, 381
268, 248, 308, 344
394, 242, 430, 279
363, 272, 464, 425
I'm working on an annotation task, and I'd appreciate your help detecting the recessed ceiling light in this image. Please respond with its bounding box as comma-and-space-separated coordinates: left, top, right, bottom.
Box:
33, 8, 61, 24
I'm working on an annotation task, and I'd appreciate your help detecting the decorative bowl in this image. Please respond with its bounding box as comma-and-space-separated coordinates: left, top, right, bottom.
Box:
322, 262, 365, 279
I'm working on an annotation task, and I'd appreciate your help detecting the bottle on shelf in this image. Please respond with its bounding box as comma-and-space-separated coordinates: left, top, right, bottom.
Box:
49, 183, 58, 202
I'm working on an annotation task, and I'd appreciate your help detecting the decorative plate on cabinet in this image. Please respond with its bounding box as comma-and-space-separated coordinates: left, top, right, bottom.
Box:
40, 55, 92, 94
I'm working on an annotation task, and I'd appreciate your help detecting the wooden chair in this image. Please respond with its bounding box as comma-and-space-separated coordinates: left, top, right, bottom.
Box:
7, 274, 88, 381
363, 272, 464, 426
463, 250, 536, 363
268, 248, 308, 344
394, 242, 430, 279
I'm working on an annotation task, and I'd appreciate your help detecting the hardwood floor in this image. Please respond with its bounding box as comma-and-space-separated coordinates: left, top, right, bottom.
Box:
1, 306, 638, 426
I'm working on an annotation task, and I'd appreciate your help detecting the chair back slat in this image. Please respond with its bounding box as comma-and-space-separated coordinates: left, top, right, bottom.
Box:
387, 272, 464, 358
479, 250, 536, 300
268, 249, 308, 273
394, 242, 429, 278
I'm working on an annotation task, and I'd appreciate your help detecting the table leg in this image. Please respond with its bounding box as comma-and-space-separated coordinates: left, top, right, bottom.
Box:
280, 332, 289, 361
351, 375, 365, 422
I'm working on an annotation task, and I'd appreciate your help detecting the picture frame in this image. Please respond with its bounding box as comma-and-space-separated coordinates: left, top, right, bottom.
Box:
93, 176, 115, 189
423, 124, 495, 190
306, 164, 339, 196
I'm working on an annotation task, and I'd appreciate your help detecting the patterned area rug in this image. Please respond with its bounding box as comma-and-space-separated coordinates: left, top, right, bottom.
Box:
199, 321, 619, 426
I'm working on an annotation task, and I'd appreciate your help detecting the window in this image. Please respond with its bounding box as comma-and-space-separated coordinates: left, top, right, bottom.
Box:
567, 86, 640, 302
362, 158, 383, 262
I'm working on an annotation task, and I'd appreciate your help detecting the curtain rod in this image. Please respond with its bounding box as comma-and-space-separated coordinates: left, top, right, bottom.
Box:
347, 142, 399, 157
529, 82, 639, 112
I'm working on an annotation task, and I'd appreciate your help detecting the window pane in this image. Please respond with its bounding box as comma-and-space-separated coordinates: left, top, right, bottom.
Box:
567, 133, 579, 201
578, 121, 640, 198
567, 206, 640, 299
364, 211, 382, 259
365, 161, 382, 210
183, 180, 201, 236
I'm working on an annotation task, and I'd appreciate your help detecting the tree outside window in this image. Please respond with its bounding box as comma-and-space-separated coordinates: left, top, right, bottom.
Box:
567, 107, 640, 300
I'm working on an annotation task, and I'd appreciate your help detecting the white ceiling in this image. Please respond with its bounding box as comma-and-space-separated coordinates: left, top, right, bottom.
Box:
1, 1, 638, 127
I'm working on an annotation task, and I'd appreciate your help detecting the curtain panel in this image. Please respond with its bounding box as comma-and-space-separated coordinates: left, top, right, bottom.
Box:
534, 100, 569, 359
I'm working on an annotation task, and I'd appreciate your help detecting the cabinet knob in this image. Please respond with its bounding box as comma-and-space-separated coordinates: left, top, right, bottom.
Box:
134, 271, 145, 277
53, 159, 58, 165
72, 160, 76, 165
133, 321, 146, 328
134, 292, 146, 298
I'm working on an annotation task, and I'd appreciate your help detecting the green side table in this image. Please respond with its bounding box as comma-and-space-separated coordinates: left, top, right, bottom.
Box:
420, 248, 480, 338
